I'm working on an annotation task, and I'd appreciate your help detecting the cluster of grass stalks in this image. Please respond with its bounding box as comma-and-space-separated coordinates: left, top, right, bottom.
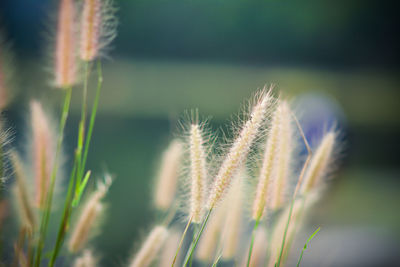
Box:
0, 0, 117, 265
0, 0, 340, 266
145, 89, 339, 267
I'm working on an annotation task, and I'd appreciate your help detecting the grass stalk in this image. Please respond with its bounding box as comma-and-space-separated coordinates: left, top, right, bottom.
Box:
79, 61, 103, 179
171, 216, 192, 267
296, 227, 320, 267
49, 60, 102, 265
182, 208, 213, 267
48, 162, 77, 266
34, 86, 72, 267
246, 216, 261, 267
74, 61, 90, 194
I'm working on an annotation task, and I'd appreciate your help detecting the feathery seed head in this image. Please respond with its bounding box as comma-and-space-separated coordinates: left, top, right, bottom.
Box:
252, 99, 282, 220
80, 0, 117, 61
80, 0, 101, 61
207, 88, 272, 209
269, 101, 293, 210
154, 139, 183, 210
129, 225, 169, 267
55, 0, 77, 88
11, 151, 36, 232
68, 179, 111, 253
73, 250, 98, 267
30, 100, 56, 209
189, 123, 208, 223
300, 131, 336, 194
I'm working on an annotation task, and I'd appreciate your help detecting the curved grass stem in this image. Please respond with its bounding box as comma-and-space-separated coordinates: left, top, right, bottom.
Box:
246, 217, 261, 267
171, 216, 192, 267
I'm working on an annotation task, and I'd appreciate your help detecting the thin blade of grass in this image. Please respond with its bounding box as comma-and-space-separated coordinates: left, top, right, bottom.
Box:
296, 227, 320, 267
72, 170, 91, 207
182, 208, 213, 267
246, 217, 261, 267
171, 216, 192, 267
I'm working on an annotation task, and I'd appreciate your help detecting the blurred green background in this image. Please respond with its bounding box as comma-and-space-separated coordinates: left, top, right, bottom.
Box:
1, 0, 400, 266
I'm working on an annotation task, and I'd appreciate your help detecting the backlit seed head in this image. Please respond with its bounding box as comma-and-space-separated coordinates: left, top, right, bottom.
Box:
80, 0, 117, 61
55, 0, 77, 88
207, 88, 273, 209
189, 124, 208, 223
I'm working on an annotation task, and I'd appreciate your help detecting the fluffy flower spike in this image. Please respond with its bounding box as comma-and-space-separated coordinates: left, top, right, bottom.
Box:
207, 88, 273, 209
55, 0, 77, 88
80, 0, 117, 61
189, 123, 208, 223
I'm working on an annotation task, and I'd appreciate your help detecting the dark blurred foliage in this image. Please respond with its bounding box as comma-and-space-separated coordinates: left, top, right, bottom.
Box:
1, 0, 399, 68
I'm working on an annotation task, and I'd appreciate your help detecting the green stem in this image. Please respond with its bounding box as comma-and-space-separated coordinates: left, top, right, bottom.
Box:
49, 60, 102, 265
79, 61, 102, 179
34, 86, 72, 267
171, 216, 192, 267
48, 162, 77, 267
296, 227, 320, 267
275, 199, 295, 267
246, 217, 261, 267
182, 208, 213, 267
74, 61, 90, 194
